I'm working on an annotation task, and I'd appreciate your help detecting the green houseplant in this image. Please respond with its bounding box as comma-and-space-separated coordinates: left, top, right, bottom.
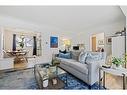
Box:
19, 37, 25, 49
112, 57, 125, 68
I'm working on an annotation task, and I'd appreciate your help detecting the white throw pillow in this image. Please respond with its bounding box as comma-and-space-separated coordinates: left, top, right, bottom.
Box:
86, 52, 102, 61
78, 51, 87, 64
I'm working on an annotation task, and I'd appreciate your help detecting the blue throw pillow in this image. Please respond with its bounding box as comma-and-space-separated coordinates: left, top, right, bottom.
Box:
58, 52, 71, 59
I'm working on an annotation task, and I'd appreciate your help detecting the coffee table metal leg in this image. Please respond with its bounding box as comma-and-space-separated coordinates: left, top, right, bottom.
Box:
103, 71, 106, 88
99, 68, 101, 89
123, 73, 126, 90
66, 73, 68, 87
56, 66, 58, 75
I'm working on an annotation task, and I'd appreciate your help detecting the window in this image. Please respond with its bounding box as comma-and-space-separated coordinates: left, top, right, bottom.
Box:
16, 35, 33, 47
25, 37, 33, 47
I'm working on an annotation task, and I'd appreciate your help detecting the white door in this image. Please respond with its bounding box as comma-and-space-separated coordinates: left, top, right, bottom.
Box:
112, 36, 125, 58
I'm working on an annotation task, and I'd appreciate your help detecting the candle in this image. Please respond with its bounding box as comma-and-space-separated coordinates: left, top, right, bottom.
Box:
52, 78, 57, 85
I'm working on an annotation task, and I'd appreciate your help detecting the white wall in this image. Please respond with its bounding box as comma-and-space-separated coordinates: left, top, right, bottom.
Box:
0, 15, 81, 61
4, 29, 13, 51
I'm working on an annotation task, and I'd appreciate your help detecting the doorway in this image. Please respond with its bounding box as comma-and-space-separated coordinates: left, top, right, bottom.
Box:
91, 33, 105, 52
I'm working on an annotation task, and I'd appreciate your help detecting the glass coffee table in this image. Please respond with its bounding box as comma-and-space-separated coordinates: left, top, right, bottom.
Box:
34, 63, 65, 89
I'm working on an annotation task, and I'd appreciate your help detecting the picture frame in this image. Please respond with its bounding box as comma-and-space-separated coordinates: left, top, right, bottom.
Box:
50, 36, 58, 48
106, 37, 112, 44
98, 40, 104, 45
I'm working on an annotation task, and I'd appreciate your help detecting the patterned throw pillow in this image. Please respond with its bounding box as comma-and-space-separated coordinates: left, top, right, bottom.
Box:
86, 52, 102, 61
78, 51, 88, 64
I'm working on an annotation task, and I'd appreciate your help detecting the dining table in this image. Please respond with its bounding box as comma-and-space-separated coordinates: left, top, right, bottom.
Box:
6, 50, 28, 63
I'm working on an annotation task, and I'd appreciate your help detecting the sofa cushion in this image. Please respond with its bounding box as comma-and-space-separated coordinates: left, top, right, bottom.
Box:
78, 51, 87, 64
61, 59, 88, 75
71, 50, 81, 61
59, 58, 77, 63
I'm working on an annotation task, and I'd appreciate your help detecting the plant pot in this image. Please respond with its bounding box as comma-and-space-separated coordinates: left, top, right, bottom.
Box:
112, 64, 122, 69
117, 64, 122, 69
43, 79, 49, 87
112, 64, 117, 69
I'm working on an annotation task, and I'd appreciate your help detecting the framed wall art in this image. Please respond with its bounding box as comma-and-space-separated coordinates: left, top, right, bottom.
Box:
106, 37, 112, 45
50, 36, 58, 48
98, 39, 104, 45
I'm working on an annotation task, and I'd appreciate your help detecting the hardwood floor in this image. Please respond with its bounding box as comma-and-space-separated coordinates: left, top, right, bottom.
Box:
105, 73, 127, 89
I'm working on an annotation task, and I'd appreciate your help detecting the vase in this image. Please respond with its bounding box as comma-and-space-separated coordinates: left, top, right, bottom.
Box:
111, 64, 117, 69
42, 74, 49, 88
43, 79, 48, 87
117, 64, 122, 69
20, 48, 24, 51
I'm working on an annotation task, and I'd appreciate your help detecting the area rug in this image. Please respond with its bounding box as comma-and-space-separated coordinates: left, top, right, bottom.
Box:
0, 68, 105, 89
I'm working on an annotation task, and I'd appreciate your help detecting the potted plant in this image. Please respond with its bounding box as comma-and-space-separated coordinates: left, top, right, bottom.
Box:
112, 57, 125, 68
19, 37, 25, 50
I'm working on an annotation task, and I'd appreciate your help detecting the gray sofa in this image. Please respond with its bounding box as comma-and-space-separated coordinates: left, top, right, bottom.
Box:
56, 51, 106, 87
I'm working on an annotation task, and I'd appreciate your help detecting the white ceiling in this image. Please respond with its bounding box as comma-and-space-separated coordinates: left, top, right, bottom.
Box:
120, 6, 127, 26
120, 6, 127, 16
0, 6, 125, 32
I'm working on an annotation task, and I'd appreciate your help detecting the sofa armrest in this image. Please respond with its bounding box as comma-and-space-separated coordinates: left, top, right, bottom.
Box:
87, 60, 105, 66
86, 60, 105, 85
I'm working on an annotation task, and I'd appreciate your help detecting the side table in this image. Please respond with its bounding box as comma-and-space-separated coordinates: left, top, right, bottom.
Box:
99, 67, 127, 89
